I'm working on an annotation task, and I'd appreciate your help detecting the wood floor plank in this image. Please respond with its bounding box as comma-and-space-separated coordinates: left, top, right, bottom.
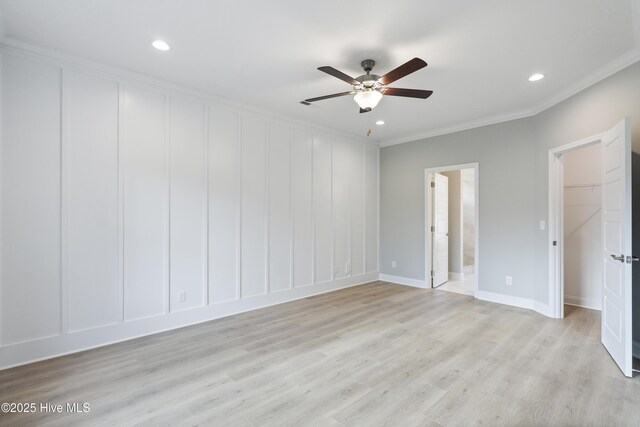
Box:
0, 282, 638, 426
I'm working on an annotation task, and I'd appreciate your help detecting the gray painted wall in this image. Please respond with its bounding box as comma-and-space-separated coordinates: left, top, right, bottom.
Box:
441, 170, 462, 274
381, 118, 537, 298
381, 60, 640, 344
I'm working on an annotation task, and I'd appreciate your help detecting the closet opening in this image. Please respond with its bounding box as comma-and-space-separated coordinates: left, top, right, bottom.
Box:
562, 143, 602, 312
548, 118, 634, 377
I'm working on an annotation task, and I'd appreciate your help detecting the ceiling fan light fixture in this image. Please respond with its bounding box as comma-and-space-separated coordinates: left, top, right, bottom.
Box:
354, 90, 382, 110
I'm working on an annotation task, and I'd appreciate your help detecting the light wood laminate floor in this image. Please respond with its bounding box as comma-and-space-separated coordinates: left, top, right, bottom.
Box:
1, 282, 639, 426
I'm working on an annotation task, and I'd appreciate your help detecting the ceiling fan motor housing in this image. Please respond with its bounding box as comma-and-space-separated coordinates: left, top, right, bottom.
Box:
356, 59, 381, 89
360, 59, 376, 73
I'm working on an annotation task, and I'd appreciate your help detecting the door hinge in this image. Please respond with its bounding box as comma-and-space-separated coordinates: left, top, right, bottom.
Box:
552, 241, 557, 246
431, 226, 435, 232
626, 255, 639, 263
430, 270, 434, 277
431, 181, 435, 188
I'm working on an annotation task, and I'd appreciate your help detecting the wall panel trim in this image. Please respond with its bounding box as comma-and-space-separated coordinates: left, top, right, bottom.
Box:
202, 104, 210, 306
60, 68, 69, 334
117, 83, 125, 324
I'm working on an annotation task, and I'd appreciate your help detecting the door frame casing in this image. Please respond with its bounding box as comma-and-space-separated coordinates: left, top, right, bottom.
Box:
548, 133, 604, 319
424, 162, 479, 295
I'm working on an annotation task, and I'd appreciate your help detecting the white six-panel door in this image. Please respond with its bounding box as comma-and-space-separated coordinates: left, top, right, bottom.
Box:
601, 117, 633, 377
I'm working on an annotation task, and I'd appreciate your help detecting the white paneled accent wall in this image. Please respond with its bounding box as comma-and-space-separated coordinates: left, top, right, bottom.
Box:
268, 121, 293, 293
292, 129, 314, 287
313, 134, 333, 284
66, 71, 120, 332
333, 138, 351, 279
122, 86, 169, 321
0, 50, 379, 369
169, 98, 207, 312
241, 114, 268, 298
365, 145, 380, 273
1, 56, 62, 345
349, 142, 366, 277
208, 105, 240, 304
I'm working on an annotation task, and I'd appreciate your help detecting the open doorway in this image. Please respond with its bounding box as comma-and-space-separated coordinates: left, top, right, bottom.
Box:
548, 118, 635, 377
425, 163, 479, 297
562, 143, 602, 311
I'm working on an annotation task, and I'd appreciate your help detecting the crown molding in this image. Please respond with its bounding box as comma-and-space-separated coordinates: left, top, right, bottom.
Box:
380, 43, 640, 148
0, 37, 379, 147
528, 47, 640, 117
379, 108, 536, 147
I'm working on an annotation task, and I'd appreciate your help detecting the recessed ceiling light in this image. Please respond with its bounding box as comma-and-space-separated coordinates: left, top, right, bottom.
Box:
152, 40, 171, 51
376, 120, 385, 125
528, 73, 544, 82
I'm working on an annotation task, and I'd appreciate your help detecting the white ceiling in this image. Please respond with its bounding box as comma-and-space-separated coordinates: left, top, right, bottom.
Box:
1, 0, 639, 144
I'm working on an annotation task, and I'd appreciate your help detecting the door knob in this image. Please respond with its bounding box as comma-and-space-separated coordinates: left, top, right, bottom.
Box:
611, 254, 625, 262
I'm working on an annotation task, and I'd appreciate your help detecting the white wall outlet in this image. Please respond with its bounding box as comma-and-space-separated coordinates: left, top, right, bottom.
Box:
539, 220, 545, 231
392, 260, 397, 268
505, 276, 513, 286
178, 290, 187, 303
345, 261, 351, 274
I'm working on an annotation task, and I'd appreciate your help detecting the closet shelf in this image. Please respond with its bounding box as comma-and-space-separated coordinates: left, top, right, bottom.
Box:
564, 183, 601, 189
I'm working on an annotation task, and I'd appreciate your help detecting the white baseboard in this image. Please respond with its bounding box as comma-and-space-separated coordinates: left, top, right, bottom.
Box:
475, 290, 537, 311
633, 340, 640, 358
449, 272, 464, 281
378, 273, 428, 289
381, 278, 557, 319
476, 291, 555, 318
533, 301, 555, 318
379, 276, 558, 320
565, 295, 601, 311
0, 273, 378, 371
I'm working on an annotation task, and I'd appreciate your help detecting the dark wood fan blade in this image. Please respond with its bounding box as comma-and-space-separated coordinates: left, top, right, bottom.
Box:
304, 91, 353, 103
318, 66, 360, 85
379, 58, 427, 85
383, 88, 433, 99
360, 108, 371, 114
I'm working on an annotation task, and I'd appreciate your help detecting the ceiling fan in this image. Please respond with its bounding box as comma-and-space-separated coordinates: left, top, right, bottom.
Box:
301, 57, 433, 113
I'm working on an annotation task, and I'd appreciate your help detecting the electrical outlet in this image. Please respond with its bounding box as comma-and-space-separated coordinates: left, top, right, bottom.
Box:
539, 220, 545, 231
392, 260, 397, 268
178, 290, 187, 303
506, 276, 513, 286
345, 261, 351, 274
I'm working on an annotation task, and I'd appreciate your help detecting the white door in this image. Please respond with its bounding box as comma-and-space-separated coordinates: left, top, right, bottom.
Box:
601, 117, 633, 377
432, 173, 449, 287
